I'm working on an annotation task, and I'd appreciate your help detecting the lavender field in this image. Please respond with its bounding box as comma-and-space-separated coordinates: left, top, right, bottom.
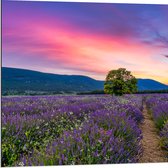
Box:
146, 94, 168, 151
1, 94, 168, 166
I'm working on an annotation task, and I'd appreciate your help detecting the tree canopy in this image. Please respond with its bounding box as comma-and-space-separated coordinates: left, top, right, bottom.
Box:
104, 68, 137, 96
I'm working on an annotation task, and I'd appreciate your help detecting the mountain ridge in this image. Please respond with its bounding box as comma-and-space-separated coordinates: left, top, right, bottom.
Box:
2, 67, 168, 94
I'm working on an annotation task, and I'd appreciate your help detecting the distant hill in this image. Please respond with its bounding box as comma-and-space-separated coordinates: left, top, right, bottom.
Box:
2, 67, 104, 94
2, 67, 168, 94
137, 79, 168, 91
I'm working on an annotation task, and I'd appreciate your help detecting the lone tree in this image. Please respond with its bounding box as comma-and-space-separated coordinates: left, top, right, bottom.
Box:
104, 68, 137, 96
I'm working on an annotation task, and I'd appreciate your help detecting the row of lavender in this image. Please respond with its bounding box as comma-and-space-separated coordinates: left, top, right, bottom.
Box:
2, 95, 143, 166
146, 94, 168, 152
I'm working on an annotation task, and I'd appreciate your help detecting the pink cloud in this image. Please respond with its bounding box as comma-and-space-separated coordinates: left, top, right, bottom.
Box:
3, 16, 168, 84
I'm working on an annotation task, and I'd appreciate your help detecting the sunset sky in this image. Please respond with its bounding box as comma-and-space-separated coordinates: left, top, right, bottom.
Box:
2, 1, 168, 84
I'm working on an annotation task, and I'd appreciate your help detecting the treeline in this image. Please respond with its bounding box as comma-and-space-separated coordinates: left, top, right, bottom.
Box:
2, 90, 77, 96
77, 89, 168, 95
136, 90, 168, 94
2, 89, 168, 96
77, 90, 105, 95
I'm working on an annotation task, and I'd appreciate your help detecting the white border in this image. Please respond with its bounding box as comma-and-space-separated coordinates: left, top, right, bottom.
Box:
7, 163, 168, 168
12, 0, 168, 5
